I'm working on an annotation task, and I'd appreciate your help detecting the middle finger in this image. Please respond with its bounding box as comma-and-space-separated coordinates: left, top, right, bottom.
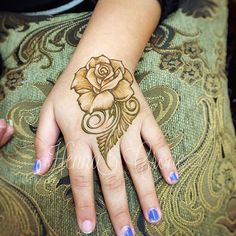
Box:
93, 143, 135, 236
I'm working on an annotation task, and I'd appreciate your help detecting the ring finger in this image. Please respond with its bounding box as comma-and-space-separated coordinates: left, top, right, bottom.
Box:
121, 131, 161, 224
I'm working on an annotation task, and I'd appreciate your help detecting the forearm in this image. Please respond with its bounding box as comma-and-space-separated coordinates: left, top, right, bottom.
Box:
68, 0, 161, 73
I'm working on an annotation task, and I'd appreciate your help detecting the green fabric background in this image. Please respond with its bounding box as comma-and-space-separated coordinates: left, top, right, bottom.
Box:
0, 0, 236, 235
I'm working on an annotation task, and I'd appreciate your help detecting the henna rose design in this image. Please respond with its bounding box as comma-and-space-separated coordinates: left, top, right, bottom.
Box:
71, 55, 140, 168
71, 55, 134, 114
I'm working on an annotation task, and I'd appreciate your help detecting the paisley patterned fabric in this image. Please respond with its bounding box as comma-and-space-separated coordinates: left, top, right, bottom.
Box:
0, 0, 236, 235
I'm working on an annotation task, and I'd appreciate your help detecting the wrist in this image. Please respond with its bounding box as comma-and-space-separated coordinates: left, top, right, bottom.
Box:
66, 49, 137, 76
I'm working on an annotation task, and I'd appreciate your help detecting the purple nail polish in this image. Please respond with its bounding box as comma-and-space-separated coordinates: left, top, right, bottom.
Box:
122, 225, 134, 236
170, 171, 179, 183
148, 208, 160, 223
33, 160, 41, 174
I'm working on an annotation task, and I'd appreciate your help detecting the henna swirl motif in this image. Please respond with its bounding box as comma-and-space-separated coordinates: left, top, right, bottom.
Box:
71, 55, 140, 167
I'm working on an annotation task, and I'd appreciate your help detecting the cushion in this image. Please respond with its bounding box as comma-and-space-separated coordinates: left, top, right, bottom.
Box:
0, 1, 236, 235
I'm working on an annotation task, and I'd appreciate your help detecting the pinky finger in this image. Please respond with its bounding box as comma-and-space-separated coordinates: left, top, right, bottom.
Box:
141, 114, 179, 185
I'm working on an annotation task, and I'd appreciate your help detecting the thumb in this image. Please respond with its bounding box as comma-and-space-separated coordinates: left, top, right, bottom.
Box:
34, 101, 60, 175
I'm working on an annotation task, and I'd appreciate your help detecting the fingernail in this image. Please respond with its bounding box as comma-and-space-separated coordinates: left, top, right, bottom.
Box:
80, 220, 93, 234
170, 171, 179, 183
33, 160, 41, 174
148, 208, 160, 223
7, 119, 13, 127
121, 225, 134, 236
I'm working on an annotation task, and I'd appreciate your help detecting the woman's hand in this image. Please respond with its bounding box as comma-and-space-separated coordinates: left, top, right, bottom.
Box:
0, 119, 14, 147
34, 55, 179, 235
34, 0, 179, 235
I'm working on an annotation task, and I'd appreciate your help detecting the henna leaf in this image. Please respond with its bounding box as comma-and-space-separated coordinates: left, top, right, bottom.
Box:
96, 96, 140, 168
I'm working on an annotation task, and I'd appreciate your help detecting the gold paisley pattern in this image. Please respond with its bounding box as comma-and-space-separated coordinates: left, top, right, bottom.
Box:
0, 177, 57, 236
0, 0, 236, 235
159, 51, 183, 73
143, 86, 179, 125
1, 12, 91, 93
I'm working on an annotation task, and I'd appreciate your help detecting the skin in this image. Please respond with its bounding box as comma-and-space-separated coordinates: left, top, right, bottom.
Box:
34, 0, 179, 235
0, 119, 14, 147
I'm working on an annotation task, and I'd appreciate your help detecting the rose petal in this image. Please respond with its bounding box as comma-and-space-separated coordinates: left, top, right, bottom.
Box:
71, 68, 93, 94
95, 63, 114, 81
86, 55, 110, 70
78, 91, 96, 113
87, 68, 101, 89
101, 69, 123, 91
123, 69, 133, 83
90, 91, 114, 113
111, 80, 134, 101
110, 59, 125, 74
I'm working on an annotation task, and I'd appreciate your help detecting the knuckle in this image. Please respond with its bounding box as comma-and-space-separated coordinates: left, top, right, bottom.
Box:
159, 157, 174, 170
34, 136, 40, 148
34, 135, 46, 149
133, 157, 150, 175
103, 174, 124, 191
142, 190, 156, 202
76, 202, 93, 211
70, 174, 90, 188
153, 135, 168, 152
113, 208, 129, 220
